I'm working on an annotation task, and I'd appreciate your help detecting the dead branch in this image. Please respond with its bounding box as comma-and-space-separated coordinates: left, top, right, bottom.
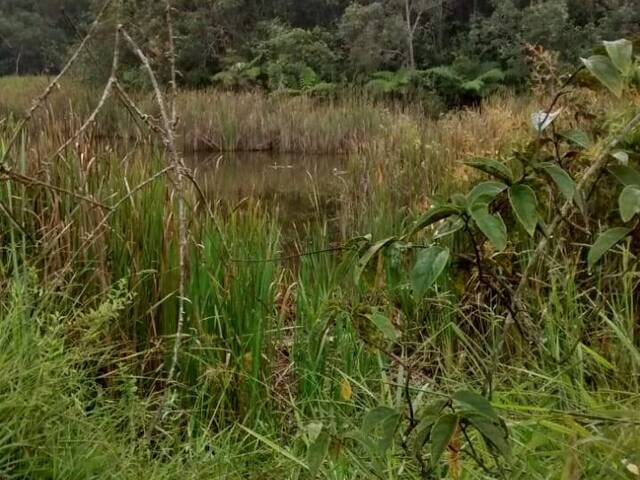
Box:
0, 168, 110, 210
119, 8, 192, 434
49, 26, 122, 162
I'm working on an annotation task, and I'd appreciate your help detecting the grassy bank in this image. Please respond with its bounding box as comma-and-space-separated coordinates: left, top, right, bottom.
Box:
1, 77, 640, 479
0, 76, 531, 155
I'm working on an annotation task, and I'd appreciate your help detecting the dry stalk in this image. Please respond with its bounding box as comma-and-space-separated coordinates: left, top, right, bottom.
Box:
119, 5, 192, 433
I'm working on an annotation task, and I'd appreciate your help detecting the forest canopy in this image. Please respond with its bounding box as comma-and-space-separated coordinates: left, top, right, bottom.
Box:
1, 0, 639, 94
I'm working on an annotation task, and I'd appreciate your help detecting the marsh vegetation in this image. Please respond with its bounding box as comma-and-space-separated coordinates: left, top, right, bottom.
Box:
1, 1, 640, 479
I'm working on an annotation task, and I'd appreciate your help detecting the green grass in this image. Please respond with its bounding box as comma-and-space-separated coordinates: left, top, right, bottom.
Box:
0, 83, 639, 479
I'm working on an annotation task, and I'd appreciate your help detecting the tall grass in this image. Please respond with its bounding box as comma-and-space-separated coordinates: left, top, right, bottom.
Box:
1, 81, 639, 478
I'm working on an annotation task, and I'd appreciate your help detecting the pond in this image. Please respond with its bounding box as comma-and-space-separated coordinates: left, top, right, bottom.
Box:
186, 151, 350, 224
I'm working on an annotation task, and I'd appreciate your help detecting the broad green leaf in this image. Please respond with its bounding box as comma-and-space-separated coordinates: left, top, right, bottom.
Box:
581, 55, 624, 97
410, 246, 450, 298
538, 162, 577, 204
354, 237, 395, 285
430, 414, 458, 467
453, 391, 499, 422
588, 227, 632, 269
411, 205, 460, 235
305, 422, 324, 443
467, 180, 508, 206
465, 158, 513, 182
307, 430, 330, 477
363, 406, 400, 432
508, 184, 538, 236
609, 165, 640, 186
604, 39, 633, 75
466, 414, 512, 460
619, 185, 640, 222
469, 201, 508, 252
561, 129, 591, 149
365, 312, 399, 342
362, 406, 401, 455
433, 216, 465, 240
413, 400, 449, 452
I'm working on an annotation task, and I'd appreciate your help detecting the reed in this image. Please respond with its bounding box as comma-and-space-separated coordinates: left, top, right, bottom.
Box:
1, 81, 639, 478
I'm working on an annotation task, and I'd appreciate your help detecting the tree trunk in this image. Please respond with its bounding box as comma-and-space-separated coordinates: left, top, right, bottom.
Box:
405, 0, 416, 69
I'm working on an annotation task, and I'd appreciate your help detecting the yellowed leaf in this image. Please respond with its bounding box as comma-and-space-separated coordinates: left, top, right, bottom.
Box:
339, 378, 352, 401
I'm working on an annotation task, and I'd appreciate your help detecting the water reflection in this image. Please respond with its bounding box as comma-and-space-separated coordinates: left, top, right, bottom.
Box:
186, 152, 350, 231
186, 151, 348, 203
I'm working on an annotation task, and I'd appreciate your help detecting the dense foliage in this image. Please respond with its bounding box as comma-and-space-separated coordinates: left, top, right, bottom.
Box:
2, 0, 639, 100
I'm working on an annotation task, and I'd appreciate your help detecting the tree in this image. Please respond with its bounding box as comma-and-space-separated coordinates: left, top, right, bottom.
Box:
338, 2, 405, 75
0, 0, 91, 75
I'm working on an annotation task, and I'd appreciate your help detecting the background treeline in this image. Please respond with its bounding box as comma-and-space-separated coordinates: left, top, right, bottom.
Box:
1, 0, 639, 101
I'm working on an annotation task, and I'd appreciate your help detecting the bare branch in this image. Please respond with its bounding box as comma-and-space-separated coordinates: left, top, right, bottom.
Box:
0, 168, 110, 210
49, 26, 121, 162
120, 12, 192, 435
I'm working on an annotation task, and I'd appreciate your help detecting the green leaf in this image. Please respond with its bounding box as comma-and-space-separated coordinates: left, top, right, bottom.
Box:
413, 400, 449, 452
581, 55, 624, 97
365, 312, 399, 342
307, 430, 330, 477
451, 193, 468, 208
430, 414, 458, 467
469, 200, 508, 252
461, 78, 484, 93
354, 237, 395, 285
619, 185, 640, 222
453, 391, 499, 422
362, 406, 401, 455
604, 39, 634, 75
466, 414, 512, 460
588, 227, 633, 269
508, 184, 538, 237
609, 165, 640, 187
433, 216, 465, 240
561, 129, 592, 149
538, 162, 578, 204
410, 246, 450, 298
410, 205, 460, 235
465, 158, 514, 183
467, 181, 508, 206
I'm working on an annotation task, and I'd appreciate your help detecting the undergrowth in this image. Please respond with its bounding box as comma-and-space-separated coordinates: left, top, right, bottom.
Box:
0, 41, 639, 479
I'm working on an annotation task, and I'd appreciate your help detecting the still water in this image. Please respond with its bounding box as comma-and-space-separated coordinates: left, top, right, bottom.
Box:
186, 151, 349, 223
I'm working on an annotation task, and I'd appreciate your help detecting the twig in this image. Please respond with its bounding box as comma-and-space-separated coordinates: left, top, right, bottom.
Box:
48, 26, 121, 162
121, 11, 191, 434
0, 168, 110, 210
